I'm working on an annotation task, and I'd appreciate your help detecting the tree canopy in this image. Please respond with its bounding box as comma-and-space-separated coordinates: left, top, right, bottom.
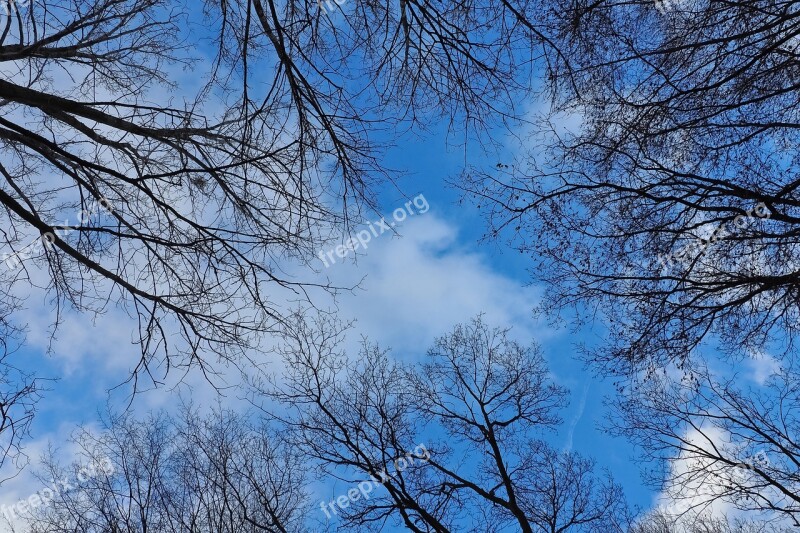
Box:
463, 0, 800, 374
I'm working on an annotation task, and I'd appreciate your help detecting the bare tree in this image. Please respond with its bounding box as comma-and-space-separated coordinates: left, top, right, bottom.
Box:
461, 0, 800, 374
0, 0, 552, 476
14, 406, 308, 532
0, 300, 42, 484
258, 313, 628, 532
0, 0, 550, 398
630, 508, 791, 533
452, 3, 800, 527
610, 358, 800, 527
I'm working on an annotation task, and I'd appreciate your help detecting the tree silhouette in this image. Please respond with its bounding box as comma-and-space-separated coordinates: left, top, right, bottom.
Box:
0, 0, 549, 386
0, 0, 551, 478
612, 356, 800, 526
462, 0, 800, 374
16, 406, 307, 533
258, 313, 629, 532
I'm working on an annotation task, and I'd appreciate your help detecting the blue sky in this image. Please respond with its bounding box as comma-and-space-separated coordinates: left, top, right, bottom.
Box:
0, 114, 658, 526
2, 1, 797, 530
0, 3, 661, 525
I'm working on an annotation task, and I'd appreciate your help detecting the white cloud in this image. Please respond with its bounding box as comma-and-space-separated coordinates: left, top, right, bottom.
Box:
745, 349, 782, 386
320, 213, 547, 356
1, 210, 550, 507
0, 422, 106, 532
655, 426, 737, 519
